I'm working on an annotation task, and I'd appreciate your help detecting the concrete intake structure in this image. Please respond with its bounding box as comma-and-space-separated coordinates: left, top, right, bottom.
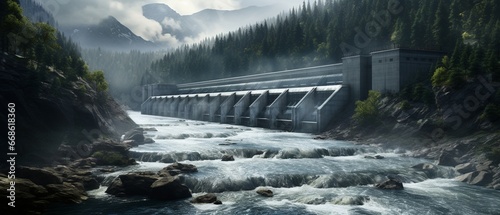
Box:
141, 48, 445, 133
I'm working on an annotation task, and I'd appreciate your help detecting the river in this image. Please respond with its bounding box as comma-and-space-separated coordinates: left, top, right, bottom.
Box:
47, 111, 500, 215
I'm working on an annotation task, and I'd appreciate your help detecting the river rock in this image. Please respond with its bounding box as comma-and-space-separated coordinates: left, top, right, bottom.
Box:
494, 184, 500, 190
44, 182, 88, 204
191, 193, 218, 204
364, 155, 384, 159
331, 195, 370, 205
149, 176, 192, 200
91, 141, 130, 155
67, 174, 100, 191
144, 137, 155, 144
105, 177, 126, 197
437, 149, 459, 167
475, 161, 493, 172
455, 172, 477, 183
123, 128, 145, 143
221, 155, 235, 161
0, 176, 52, 214
412, 163, 439, 178
106, 171, 192, 201
470, 171, 493, 186
69, 158, 98, 169
455, 163, 474, 174
17, 166, 63, 186
113, 172, 160, 195
375, 179, 404, 190
256, 188, 274, 197
159, 162, 198, 176
297, 196, 326, 205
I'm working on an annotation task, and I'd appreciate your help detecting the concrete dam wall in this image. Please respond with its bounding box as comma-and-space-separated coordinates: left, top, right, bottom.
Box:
141, 64, 348, 133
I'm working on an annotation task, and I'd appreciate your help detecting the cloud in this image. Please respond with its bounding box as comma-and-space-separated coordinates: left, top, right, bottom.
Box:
35, 0, 305, 47
161, 17, 181, 31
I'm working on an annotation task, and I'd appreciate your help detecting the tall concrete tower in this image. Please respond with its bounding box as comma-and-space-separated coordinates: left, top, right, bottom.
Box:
342, 55, 372, 101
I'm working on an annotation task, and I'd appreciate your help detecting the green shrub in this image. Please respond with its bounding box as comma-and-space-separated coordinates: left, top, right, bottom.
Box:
85, 70, 108, 92
92, 151, 129, 166
353, 91, 381, 125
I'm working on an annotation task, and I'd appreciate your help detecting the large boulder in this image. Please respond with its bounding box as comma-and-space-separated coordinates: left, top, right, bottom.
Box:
456, 171, 493, 186
91, 141, 130, 155
455, 163, 474, 174
256, 188, 274, 197
364, 155, 384, 159
159, 162, 198, 176
190, 193, 219, 204
0, 177, 49, 214
412, 163, 439, 178
331, 195, 370, 205
375, 179, 404, 190
123, 128, 145, 143
118, 172, 159, 195
17, 167, 63, 186
455, 172, 477, 183
106, 172, 192, 201
105, 177, 126, 197
44, 182, 88, 204
437, 149, 459, 167
149, 176, 192, 200
470, 171, 493, 186
221, 155, 235, 161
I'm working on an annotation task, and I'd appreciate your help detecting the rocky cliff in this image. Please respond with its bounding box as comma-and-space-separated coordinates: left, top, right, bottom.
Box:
0, 52, 137, 165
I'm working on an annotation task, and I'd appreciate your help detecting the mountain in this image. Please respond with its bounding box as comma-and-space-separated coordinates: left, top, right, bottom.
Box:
142, 3, 283, 44
60, 16, 158, 51
142, 3, 197, 42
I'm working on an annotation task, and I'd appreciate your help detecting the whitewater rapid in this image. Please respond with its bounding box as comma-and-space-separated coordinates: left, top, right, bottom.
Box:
46, 111, 500, 215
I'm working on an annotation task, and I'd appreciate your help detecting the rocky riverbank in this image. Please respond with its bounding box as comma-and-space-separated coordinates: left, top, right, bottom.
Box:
318, 77, 500, 190
0, 53, 139, 214
0, 127, 161, 214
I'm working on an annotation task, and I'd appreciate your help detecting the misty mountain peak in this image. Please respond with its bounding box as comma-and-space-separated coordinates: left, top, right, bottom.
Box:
142, 3, 181, 23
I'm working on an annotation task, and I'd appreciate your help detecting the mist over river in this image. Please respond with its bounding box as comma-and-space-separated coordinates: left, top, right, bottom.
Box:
47, 111, 500, 215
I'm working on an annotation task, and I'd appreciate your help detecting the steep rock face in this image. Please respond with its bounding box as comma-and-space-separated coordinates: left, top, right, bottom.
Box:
0, 53, 137, 164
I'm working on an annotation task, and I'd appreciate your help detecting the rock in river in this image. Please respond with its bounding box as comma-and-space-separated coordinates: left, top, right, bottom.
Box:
332, 195, 370, 205
256, 188, 274, 197
149, 176, 192, 200
191, 193, 219, 204
375, 179, 404, 190
221, 155, 235, 161
159, 162, 198, 176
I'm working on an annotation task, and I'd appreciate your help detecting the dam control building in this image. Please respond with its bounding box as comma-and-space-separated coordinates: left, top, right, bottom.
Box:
141, 48, 444, 133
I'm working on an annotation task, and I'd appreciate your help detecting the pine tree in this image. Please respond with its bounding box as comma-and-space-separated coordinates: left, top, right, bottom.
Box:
432, 0, 450, 50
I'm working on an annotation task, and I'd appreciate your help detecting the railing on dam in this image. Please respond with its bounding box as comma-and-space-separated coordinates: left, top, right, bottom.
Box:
142, 85, 349, 133
177, 63, 343, 89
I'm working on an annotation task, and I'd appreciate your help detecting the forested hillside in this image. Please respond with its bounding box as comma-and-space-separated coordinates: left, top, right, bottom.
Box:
1, 0, 136, 160
148, 0, 499, 85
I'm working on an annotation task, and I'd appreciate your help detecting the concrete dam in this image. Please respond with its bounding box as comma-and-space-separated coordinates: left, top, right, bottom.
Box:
141, 48, 444, 133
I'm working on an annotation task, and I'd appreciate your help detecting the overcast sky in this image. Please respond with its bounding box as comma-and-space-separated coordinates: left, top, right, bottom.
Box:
35, 0, 304, 44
